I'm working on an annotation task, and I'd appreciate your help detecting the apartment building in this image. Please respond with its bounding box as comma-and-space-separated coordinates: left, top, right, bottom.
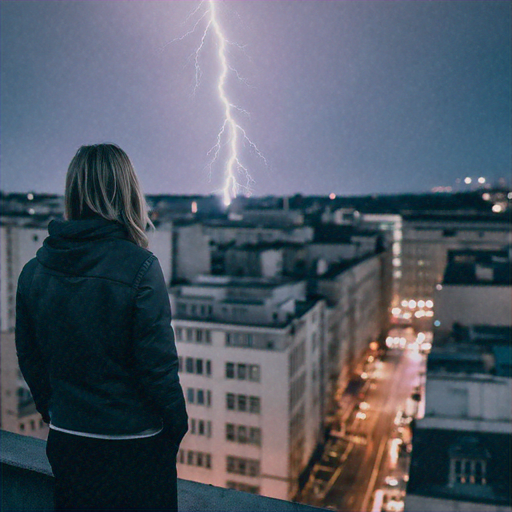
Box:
315, 252, 391, 410
399, 212, 511, 305
433, 249, 511, 343
170, 276, 326, 500
405, 346, 512, 511
0, 220, 49, 438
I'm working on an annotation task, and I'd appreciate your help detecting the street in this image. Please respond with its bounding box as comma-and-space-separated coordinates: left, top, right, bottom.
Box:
300, 327, 427, 512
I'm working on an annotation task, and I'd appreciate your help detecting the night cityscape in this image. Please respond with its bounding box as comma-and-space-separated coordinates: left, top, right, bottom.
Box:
1, 1, 511, 512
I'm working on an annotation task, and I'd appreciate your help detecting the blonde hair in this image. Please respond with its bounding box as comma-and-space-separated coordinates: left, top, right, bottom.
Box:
65, 144, 153, 248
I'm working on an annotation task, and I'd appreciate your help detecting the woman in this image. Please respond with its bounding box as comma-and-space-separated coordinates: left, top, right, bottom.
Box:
15, 143, 188, 511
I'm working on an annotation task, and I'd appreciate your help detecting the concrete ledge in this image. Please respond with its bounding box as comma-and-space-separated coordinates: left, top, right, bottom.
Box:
1, 430, 326, 512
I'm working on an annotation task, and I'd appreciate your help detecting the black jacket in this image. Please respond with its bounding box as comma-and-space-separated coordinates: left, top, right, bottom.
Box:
15, 218, 187, 442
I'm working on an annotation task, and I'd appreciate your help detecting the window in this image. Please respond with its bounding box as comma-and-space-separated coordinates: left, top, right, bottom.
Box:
196, 329, 203, 343
225, 332, 256, 348
226, 456, 260, 476
181, 450, 212, 469
249, 365, 260, 382
186, 329, 194, 342
449, 437, 489, 486
249, 396, 260, 414
237, 395, 247, 412
175, 328, 183, 341
237, 364, 247, 380
237, 426, 247, 443
184, 358, 211, 376
190, 419, 196, 434
226, 393, 260, 413
249, 427, 261, 446
177, 304, 187, 316
226, 424, 261, 445
226, 363, 235, 379
205, 330, 212, 344
225, 362, 260, 382
226, 423, 235, 441
187, 388, 211, 407
178, 356, 183, 372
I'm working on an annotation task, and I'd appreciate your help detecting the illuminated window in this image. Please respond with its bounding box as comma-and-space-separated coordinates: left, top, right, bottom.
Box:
449, 437, 490, 486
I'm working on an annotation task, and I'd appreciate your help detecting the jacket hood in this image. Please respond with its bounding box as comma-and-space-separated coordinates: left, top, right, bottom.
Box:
37, 218, 131, 275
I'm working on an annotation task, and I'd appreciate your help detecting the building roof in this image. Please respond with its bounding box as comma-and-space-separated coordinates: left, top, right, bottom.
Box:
443, 249, 511, 286
312, 224, 378, 244
407, 427, 511, 506
426, 347, 489, 375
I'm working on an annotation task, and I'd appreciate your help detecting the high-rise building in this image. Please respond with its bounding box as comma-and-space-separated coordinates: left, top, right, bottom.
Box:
170, 276, 326, 500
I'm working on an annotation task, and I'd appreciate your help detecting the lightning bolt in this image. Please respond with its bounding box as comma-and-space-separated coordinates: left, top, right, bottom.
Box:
171, 0, 266, 206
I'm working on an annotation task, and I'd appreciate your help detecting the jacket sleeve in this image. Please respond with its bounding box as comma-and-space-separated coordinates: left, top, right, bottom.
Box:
15, 263, 52, 423
132, 256, 188, 444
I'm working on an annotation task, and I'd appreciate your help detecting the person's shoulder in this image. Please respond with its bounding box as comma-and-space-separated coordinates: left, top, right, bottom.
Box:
106, 238, 158, 286
18, 257, 39, 288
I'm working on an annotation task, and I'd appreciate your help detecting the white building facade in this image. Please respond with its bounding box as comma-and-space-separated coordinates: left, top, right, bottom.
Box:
170, 277, 326, 500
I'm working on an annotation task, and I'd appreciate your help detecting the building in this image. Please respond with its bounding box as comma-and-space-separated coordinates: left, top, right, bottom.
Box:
0, 220, 50, 439
170, 276, 326, 500
433, 249, 512, 343
405, 345, 512, 512
314, 251, 391, 416
399, 212, 511, 308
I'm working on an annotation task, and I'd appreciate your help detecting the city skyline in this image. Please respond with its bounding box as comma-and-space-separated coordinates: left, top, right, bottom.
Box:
1, 1, 511, 198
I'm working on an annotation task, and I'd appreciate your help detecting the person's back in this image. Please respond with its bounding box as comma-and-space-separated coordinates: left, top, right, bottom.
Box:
16, 144, 187, 511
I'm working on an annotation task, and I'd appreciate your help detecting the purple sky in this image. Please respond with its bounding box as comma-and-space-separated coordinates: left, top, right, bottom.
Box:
1, 1, 510, 197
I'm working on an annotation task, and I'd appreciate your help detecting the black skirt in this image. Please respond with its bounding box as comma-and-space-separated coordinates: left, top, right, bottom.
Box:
46, 428, 178, 511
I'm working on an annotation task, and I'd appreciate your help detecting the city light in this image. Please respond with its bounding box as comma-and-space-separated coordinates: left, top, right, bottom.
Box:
408, 300, 416, 308
478, 177, 486, 184
464, 177, 472, 184
425, 300, 433, 308
417, 300, 425, 308
329, 193, 336, 200
436, 284, 443, 290
492, 204, 503, 213
392, 307, 401, 316
482, 193, 491, 201
27, 193, 34, 201
401, 300, 408, 308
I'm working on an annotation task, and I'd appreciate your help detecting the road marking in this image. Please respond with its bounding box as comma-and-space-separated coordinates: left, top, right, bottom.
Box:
318, 443, 354, 499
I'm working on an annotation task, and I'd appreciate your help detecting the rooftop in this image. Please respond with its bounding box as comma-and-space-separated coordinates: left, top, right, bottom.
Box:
407, 427, 511, 507
1, 430, 327, 512
443, 249, 511, 286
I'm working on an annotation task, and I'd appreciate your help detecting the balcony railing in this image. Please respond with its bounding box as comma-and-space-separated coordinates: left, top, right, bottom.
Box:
1, 430, 327, 512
